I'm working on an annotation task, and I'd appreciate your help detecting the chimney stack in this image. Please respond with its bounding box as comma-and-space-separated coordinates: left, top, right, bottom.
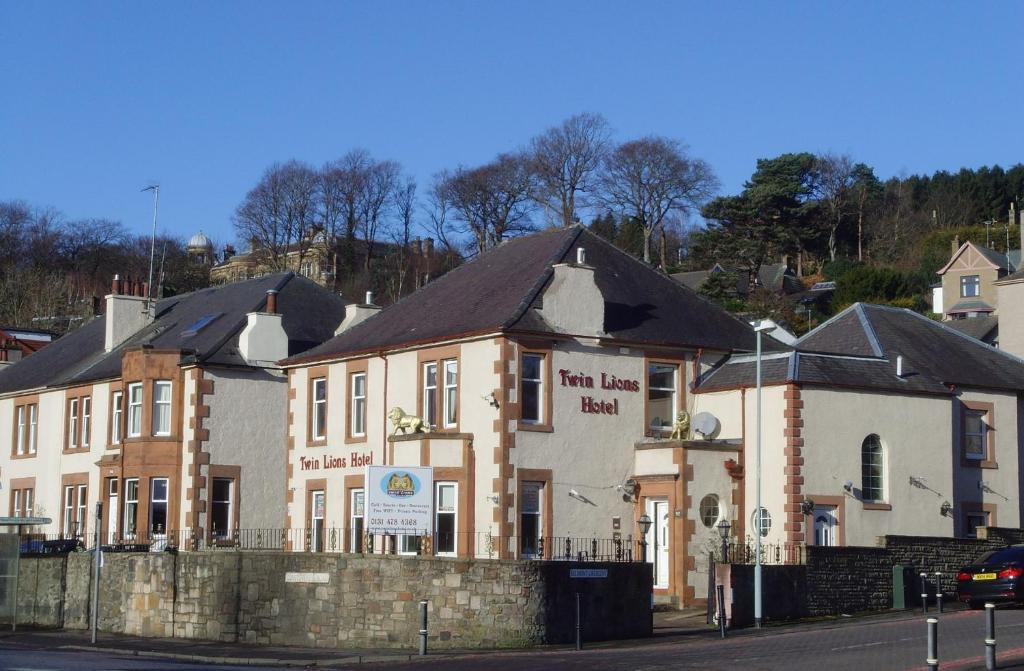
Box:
335, 293, 383, 336
104, 274, 153, 352
266, 289, 278, 315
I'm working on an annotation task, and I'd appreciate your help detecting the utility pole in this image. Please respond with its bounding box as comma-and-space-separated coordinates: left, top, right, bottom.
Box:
142, 185, 160, 315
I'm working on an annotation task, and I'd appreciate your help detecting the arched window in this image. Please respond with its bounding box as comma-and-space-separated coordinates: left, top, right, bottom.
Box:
861, 434, 884, 502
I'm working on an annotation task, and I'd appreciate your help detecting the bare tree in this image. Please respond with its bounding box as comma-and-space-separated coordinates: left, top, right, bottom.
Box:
599, 136, 719, 264
529, 112, 610, 228
234, 161, 319, 272
814, 153, 856, 262
441, 153, 536, 254
359, 160, 400, 269
383, 177, 417, 301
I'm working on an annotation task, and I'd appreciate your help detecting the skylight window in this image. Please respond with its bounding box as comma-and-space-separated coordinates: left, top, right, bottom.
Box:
181, 313, 222, 337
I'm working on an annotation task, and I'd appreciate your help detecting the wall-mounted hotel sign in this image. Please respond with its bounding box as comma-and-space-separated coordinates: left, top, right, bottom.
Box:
559, 369, 640, 415
364, 465, 434, 535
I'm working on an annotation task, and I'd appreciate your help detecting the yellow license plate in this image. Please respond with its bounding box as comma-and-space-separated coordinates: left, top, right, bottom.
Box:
974, 573, 998, 581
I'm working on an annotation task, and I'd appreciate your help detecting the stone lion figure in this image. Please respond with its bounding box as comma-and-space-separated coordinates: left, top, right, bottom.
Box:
388, 407, 427, 435
670, 411, 691, 440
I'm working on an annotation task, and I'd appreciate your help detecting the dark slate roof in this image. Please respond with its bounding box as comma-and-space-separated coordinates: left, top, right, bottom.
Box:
795, 303, 1024, 392
0, 273, 348, 395
944, 315, 999, 344
995, 266, 1024, 285
698, 351, 951, 396
948, 299, 995, 313
671, 270, 711, 291
974, 244, 1011, 270
286, 227, 769, 365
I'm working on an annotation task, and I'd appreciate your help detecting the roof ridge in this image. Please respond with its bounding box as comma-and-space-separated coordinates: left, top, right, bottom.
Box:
854, 304, 885, 357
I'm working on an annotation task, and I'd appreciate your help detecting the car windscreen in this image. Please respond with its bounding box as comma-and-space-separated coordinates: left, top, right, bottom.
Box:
976, 548, 1024, 565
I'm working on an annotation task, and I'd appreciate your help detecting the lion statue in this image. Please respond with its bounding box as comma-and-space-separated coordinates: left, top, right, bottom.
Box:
670, 410, 691, 440
388, 407, 427, 435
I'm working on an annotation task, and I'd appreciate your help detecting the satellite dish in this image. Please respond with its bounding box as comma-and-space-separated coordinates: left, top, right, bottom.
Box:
692, 412, 720, 439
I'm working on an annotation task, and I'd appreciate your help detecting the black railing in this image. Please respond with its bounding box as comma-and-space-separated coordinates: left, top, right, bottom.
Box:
719, 540, 805, 565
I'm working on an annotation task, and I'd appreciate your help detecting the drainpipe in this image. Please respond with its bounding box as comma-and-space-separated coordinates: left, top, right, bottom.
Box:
378, 351, 389, 465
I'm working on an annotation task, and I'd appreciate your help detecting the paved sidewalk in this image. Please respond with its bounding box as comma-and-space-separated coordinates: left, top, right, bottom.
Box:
0, 607, 967, 668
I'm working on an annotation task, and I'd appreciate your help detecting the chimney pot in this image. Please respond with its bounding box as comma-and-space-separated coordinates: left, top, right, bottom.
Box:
266, 289, 278, 315
141, 282, 149, 299
365, 291, 374, 305
112, 275, 121, 295
896, 355, 904, 378
576, 247, 586, 265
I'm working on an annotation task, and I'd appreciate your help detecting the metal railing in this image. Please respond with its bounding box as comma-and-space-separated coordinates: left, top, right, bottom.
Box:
16, 529, 646, 562
719, 541, 805, 565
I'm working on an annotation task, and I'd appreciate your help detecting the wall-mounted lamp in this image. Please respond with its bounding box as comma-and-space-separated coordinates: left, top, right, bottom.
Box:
800, 498, 815, 515
940, 501, 953, 518
485, 494, 500, 505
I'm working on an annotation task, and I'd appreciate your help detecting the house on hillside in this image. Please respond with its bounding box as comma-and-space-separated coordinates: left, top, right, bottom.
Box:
696, 302, 1024, 548
672, 262, 804, 298
0, 327, 54, 366
0, 273, 347, 546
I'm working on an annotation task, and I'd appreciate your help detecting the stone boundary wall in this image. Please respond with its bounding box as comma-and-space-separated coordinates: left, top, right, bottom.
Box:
722, 527, 1024, 624
11, 552, 651, 649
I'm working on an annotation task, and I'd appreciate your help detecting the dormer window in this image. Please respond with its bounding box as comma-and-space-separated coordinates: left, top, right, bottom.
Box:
961, 275, 980, 298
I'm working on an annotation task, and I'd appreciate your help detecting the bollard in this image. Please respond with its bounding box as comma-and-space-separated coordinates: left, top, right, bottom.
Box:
985, 603, 996, 671
926, 617, 939, 671
934, 572, 943, 613
418, 600, 428, 656
717, 584, 727, 639
575, 592, 582, 651
920, 572, 929, 614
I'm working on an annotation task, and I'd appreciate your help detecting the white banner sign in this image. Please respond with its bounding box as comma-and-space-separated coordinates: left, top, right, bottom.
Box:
365, 465, 434, 535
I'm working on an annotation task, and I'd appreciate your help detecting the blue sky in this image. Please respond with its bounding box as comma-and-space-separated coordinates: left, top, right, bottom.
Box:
2, 2, 1022, 246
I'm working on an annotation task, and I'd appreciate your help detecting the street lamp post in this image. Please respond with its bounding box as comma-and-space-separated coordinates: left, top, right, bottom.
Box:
753, 319, 775, 629
638, 513, 652, 564
716, 519, 731, 564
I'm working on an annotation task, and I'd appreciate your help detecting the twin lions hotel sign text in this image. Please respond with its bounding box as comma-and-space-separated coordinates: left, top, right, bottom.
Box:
559, 368, 639, 415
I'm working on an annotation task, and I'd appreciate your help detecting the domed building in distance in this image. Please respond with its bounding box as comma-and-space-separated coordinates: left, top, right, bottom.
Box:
187, 231, 214, 266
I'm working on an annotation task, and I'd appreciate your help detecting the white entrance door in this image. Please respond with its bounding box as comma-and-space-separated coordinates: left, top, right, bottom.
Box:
107, 478, 119, 543
813, 506, 837, 546
646, 499, 670, 588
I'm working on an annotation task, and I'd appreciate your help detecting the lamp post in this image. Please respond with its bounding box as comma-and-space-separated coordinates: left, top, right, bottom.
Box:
753, 319, 776, 629
716, 519, 731, 564
638, 513, 652, 564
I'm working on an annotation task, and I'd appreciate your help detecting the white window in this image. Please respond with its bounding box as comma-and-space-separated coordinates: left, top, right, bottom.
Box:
350, 489, 365, 552
310, 490, 325, 552
961, 275, 981, 298
435, 482, 457, 556
964, 409, 987, 460
152, 381, 172, 436
111, 391, 123, 444
150, 477, 168, 536
68, 398, 79, 448
123, 478, 139, 539
699, 494, 720, 528
211, 478, 232, 540
751, 507, 772, 538
81, 397, 91, 447
311, 377, 327, 440
351, 373, 366, 437
76, 484, 87, 535
423, 362, 437, 428
127, 383, 143, 437
13, 488, 33, 518
443, 359, 457, 428
520, 482, 544, 558
399, 534, 422, 555
648, 363, 678, 435
28, 404, 36, 454
15, 406, 25, 455
521, 354, 544, 424
63, 485, 75, 537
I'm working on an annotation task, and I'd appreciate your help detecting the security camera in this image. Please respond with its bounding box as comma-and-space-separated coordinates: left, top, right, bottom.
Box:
843, 480, 853, 492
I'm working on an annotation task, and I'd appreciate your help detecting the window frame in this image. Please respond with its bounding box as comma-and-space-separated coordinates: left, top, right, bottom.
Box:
961, 274, 981, 298
127, 383, 143, 438
860, 434, 885, 503
149, 477, 169, 537
210, 478, 233, 541
520, 353, 545, 425
15, 405, 25, 455
349, 488, 365, 553
152, 380, 172, 437
311, 376, 327, 442
63, 485, 75, 537
751, 507, 772, 538
81, 397, 91, 447
422, 362, 438, 429
699, 494, 721, 528
123, 478, 139, 539
110, 390, 123, 445
961, 401, 996, 468
434, 481, 458, 557
12, 401, 37, 457
350, 372, 367, 439
646, 359, 682, 437
76, 483, 87, 536
417, 347, 461, 433
442, 359, 458, 428
310, 489, 326, 552
68, 398, 79, 449
516, 344, 553, 433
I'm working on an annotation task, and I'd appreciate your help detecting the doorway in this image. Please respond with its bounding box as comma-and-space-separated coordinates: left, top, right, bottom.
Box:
646, 498, 670, 589
813, 505, 838, 546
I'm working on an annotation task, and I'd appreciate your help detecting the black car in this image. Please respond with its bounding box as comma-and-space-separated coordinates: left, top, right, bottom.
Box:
957, 545, 1024, 608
